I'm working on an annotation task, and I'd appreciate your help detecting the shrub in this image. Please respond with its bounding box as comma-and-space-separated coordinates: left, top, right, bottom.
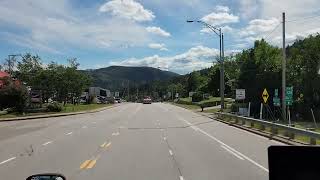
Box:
192, 92, 203, 102
47, 102, 63, 112
0, 79, 28, 112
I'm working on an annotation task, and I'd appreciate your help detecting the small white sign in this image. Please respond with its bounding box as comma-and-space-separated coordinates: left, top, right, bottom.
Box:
236, 89, 246, 100
189, 92, 195, 97
115, 92, 120, 97
175, 93, 179, 98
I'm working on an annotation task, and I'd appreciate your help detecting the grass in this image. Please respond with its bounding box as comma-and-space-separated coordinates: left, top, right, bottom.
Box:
0, 104, 111, 119
61, 104, 111, 113
171, 103, 200, 110
202, 108, 232, 113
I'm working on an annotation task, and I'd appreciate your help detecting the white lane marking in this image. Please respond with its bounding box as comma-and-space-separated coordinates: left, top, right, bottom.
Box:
179, 176, 184, 180
163, 137, 167, 141
42, 141, 53, 146
178, 116, 269, 172
92, 122, 96, 124
82, 126, 87, 129
0, 157, 16, 165
66, 132, 73, 135
112, 132, 120, 136
169, 150, 173, 156
221, 145, 244, 160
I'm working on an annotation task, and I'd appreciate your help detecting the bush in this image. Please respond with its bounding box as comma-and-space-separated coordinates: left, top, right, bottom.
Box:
47, 102, 63, 112
192, 92, 203, 102
0, 79, 28, 112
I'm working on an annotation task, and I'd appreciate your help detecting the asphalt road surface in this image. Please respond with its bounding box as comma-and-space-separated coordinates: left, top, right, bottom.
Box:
0, 103, 282, 180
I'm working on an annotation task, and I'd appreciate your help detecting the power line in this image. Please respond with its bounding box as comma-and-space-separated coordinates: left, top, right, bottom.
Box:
286, 14, 320, 23
264, 23, 281, 41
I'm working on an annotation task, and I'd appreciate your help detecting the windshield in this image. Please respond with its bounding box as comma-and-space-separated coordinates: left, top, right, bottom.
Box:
0, 0, 320, 180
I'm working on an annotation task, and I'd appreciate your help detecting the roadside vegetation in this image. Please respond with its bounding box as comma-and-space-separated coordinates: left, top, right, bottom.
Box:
146, 35, 320, 129
0, 53, 97, 118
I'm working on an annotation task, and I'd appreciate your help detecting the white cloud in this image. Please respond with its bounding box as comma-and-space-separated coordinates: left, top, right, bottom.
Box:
237, 0, 320, 47
146, 26, 171, 37
201, 6, 239, 26
238, 0, 259, 19
99, 0, 155, 22
0, 0, 151, 53
201, 25, 233, 34
109, 45, 220, 74
215, 5, 230, 13
148, 43, 168, 51
238, 18, 280, 38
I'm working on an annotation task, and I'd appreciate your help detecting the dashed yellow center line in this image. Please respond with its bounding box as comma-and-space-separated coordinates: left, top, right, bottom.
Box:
105, 142, 112, 149
86, 159, 97, 169
80, 160, 91, 169
100, 142, 107, 148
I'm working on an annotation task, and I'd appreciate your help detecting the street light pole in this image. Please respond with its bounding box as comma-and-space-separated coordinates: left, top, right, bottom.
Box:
221, 32, 225, 110
187, 20, 225, 111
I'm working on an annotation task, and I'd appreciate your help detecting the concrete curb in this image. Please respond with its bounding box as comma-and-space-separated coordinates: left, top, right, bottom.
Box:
0, 105, 118, 122
198, 112, 306, 146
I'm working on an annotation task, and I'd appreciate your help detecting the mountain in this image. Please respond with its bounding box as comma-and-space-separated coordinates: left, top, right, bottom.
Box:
84, 66, 179, 91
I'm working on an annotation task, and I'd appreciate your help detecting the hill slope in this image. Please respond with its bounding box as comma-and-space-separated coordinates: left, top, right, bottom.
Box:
84, 66, 179, 90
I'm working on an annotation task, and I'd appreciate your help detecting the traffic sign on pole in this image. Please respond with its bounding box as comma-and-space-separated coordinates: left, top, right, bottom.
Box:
262, 88, 269, 104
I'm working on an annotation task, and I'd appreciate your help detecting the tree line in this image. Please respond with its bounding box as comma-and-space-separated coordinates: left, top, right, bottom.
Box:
0, 53, 91, 111
146, 35, 320, 121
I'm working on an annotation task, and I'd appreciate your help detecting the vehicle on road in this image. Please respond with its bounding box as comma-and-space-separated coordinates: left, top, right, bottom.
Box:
143, 96, 152, 104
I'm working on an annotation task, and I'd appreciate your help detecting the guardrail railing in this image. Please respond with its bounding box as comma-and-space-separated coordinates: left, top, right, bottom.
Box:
216, 112, 320, 145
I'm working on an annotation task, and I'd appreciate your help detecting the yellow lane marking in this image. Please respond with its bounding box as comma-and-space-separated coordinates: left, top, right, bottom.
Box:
100, 142, 106, 148
80, 160, 91, 169
105, 142, 112, 149
86, 159, 97, 169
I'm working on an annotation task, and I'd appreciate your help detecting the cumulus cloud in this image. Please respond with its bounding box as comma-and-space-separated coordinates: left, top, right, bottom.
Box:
201, 6, 239, 26
148, 43, 168, 51
146, 26, 171, 37
238, 18, 280, 38
109, 45, 220, 74
0, 0, 151, 53
99, 0, 155, 22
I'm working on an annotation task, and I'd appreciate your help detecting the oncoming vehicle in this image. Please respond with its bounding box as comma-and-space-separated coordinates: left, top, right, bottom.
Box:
143, 96, 152, 104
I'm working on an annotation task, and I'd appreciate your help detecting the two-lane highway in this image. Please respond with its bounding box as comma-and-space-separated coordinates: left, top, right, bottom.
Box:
0, 103, 281, 180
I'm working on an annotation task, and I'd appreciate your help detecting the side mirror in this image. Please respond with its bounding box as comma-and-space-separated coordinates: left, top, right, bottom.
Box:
26, 173, 66, 180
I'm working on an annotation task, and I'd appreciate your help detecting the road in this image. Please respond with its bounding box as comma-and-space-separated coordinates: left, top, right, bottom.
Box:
0, 103, 282, 180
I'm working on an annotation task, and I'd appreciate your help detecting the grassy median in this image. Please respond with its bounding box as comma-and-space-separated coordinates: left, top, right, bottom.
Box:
0, 104, 112, 119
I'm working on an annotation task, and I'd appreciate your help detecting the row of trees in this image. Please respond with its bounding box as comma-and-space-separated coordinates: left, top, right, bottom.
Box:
0, 53, 91, 111
146, 35, 320, 120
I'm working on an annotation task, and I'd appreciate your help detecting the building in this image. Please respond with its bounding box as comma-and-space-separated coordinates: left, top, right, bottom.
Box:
88, 87, 111, 98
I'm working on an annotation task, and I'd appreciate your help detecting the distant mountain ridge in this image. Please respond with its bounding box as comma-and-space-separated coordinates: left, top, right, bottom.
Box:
84, 66, 179, 91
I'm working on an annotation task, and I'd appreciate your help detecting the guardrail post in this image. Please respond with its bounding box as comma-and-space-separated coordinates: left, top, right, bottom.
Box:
241, 120, 245, 125
310, 137, 317, 145
234, 117, 239, 124
250, 122, 254, 128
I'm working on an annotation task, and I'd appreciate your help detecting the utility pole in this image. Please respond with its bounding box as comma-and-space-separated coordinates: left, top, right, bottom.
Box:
221, 32, 225, 111
282, 12, 286, 121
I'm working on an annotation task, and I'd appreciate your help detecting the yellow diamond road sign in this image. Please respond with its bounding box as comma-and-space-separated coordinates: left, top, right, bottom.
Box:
262, 88, 269, 103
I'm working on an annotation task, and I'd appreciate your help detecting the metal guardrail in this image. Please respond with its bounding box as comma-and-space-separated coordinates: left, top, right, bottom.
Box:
216, 112, 320, 145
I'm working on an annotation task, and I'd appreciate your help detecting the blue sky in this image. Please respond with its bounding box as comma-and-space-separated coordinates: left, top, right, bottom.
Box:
1, 0, 320, 74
